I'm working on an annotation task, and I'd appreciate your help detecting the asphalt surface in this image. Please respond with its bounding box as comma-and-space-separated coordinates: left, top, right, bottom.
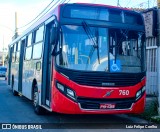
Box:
0, 78, 159, 132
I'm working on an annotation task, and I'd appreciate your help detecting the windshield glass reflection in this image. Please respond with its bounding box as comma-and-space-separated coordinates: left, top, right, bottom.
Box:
56, 25, 145, 73
56, 25, 108, 71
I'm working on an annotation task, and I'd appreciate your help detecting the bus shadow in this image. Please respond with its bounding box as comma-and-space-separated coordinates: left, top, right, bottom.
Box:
48, 112, 135, 123
45, 112, 139, 129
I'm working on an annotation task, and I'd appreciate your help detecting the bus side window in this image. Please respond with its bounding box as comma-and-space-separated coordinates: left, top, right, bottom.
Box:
12, 52, 15, 62
15, 41, 21, 62
27, 34, 32, 46
32, 42, 43, 59
14, 43, 17, 52
16, 52, 20, 62
25, 47, 32, 60
35, 26, 44, 43
12, 44, 16, 62
24, 33, 33, 61
17, 41, 21, 51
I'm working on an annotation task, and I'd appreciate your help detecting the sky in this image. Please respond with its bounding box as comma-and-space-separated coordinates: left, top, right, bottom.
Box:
0, 0, 157, 51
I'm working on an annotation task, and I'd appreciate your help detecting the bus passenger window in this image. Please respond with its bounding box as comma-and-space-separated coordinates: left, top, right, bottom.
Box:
32, 42, 43, 59
27, 34, 32, 46
12, 53, 15, 62
14, 43, 17, 52
17, 41, 21, 51
16, 52, 20, 62
35, 26, 44, 43
25, 47, 32, 60
12, 44, 16, 62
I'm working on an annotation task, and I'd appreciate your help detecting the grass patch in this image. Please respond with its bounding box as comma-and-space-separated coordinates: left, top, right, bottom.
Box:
130, 97, 159, 122
141, 98, 158, 120
151, 116, 160, 124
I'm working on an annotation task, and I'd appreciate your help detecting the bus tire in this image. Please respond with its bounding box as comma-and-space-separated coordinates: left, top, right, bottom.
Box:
33, 86, 46, 115
11, 75, 18, 96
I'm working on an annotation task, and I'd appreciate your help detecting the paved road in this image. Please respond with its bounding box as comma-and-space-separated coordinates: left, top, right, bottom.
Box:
0, 78, 159, 131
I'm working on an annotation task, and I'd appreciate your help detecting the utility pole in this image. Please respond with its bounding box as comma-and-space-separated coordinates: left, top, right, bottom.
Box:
13, 12, 18, 40
117, 0, 120, 7
158, 0, 160, 7
2, 34, 4, 66
148, 0, 149, 8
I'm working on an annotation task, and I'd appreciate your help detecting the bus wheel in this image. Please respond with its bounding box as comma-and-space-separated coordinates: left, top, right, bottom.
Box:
33, 86, 46, 115
11, 75, 18, 96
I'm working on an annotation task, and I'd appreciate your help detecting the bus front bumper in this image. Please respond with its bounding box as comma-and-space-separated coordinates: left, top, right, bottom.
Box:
52, 89, 146, 114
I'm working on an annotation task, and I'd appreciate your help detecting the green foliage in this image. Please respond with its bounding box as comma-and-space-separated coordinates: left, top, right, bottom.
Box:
151, 116, 160, 124
131, 97, 159, 123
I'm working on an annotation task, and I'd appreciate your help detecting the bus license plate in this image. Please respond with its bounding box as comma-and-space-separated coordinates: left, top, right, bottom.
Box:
100, 103, 115, 109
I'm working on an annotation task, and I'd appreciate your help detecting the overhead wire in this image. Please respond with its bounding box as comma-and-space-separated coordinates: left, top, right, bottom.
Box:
17, 0, 55, 29
125, 0, 131, 7
132, 0, 155, 8
18, 0, 70, 30
153, 0, 156, 7
28, 0, 70, 26
18, 0, 71, 31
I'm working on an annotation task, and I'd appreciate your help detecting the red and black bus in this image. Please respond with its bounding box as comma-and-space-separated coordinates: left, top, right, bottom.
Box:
8, 3, 146, 114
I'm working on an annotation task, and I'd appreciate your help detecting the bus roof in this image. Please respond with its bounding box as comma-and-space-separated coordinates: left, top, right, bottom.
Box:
9, 3, 141, 46
75, 2, 131, 11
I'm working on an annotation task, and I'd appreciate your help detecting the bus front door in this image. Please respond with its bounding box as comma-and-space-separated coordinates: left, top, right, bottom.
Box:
18, 39, 25, 93
8, 46, 14, 85
42, 19, 54, 108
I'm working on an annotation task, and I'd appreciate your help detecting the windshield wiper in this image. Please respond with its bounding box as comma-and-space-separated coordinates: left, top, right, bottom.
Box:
95, 28, 100, 64
82, 21, 98, 48
114, 32, 117, 63
82, 21, 100, 65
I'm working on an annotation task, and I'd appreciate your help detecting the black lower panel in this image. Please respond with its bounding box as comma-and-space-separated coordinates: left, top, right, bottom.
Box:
77, 97, 135, 110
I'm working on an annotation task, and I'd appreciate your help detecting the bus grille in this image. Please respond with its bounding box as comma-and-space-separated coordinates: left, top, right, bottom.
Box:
77, 97, 135, 110
56, 67, 145, 87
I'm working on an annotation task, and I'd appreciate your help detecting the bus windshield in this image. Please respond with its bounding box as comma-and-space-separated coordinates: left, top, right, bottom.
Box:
56, 25, 145, 73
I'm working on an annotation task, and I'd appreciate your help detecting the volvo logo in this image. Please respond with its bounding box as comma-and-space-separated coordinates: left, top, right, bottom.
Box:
103, 90, 114, 97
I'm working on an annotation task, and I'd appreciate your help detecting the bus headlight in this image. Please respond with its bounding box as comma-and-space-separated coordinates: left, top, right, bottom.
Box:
136, 86, 145, 101
136, 90, 142, 100
67, 88, 76, 100
56, 81, 77, 101
142, 86, 146, 93
67, 88, 75, 97
57, 83, 65, 92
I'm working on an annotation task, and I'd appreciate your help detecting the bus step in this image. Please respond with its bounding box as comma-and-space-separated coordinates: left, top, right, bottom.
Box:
41, 105, 52, 112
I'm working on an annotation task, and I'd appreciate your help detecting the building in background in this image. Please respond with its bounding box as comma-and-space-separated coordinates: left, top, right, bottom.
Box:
142, 0, 160, 114
142, 8, 158, 96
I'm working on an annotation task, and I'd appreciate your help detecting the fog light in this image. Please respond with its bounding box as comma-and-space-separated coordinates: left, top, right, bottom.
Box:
57, 83, 64, 91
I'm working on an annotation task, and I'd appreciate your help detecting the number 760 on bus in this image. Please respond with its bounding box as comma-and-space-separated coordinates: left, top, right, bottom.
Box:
119, 90, 130, 96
